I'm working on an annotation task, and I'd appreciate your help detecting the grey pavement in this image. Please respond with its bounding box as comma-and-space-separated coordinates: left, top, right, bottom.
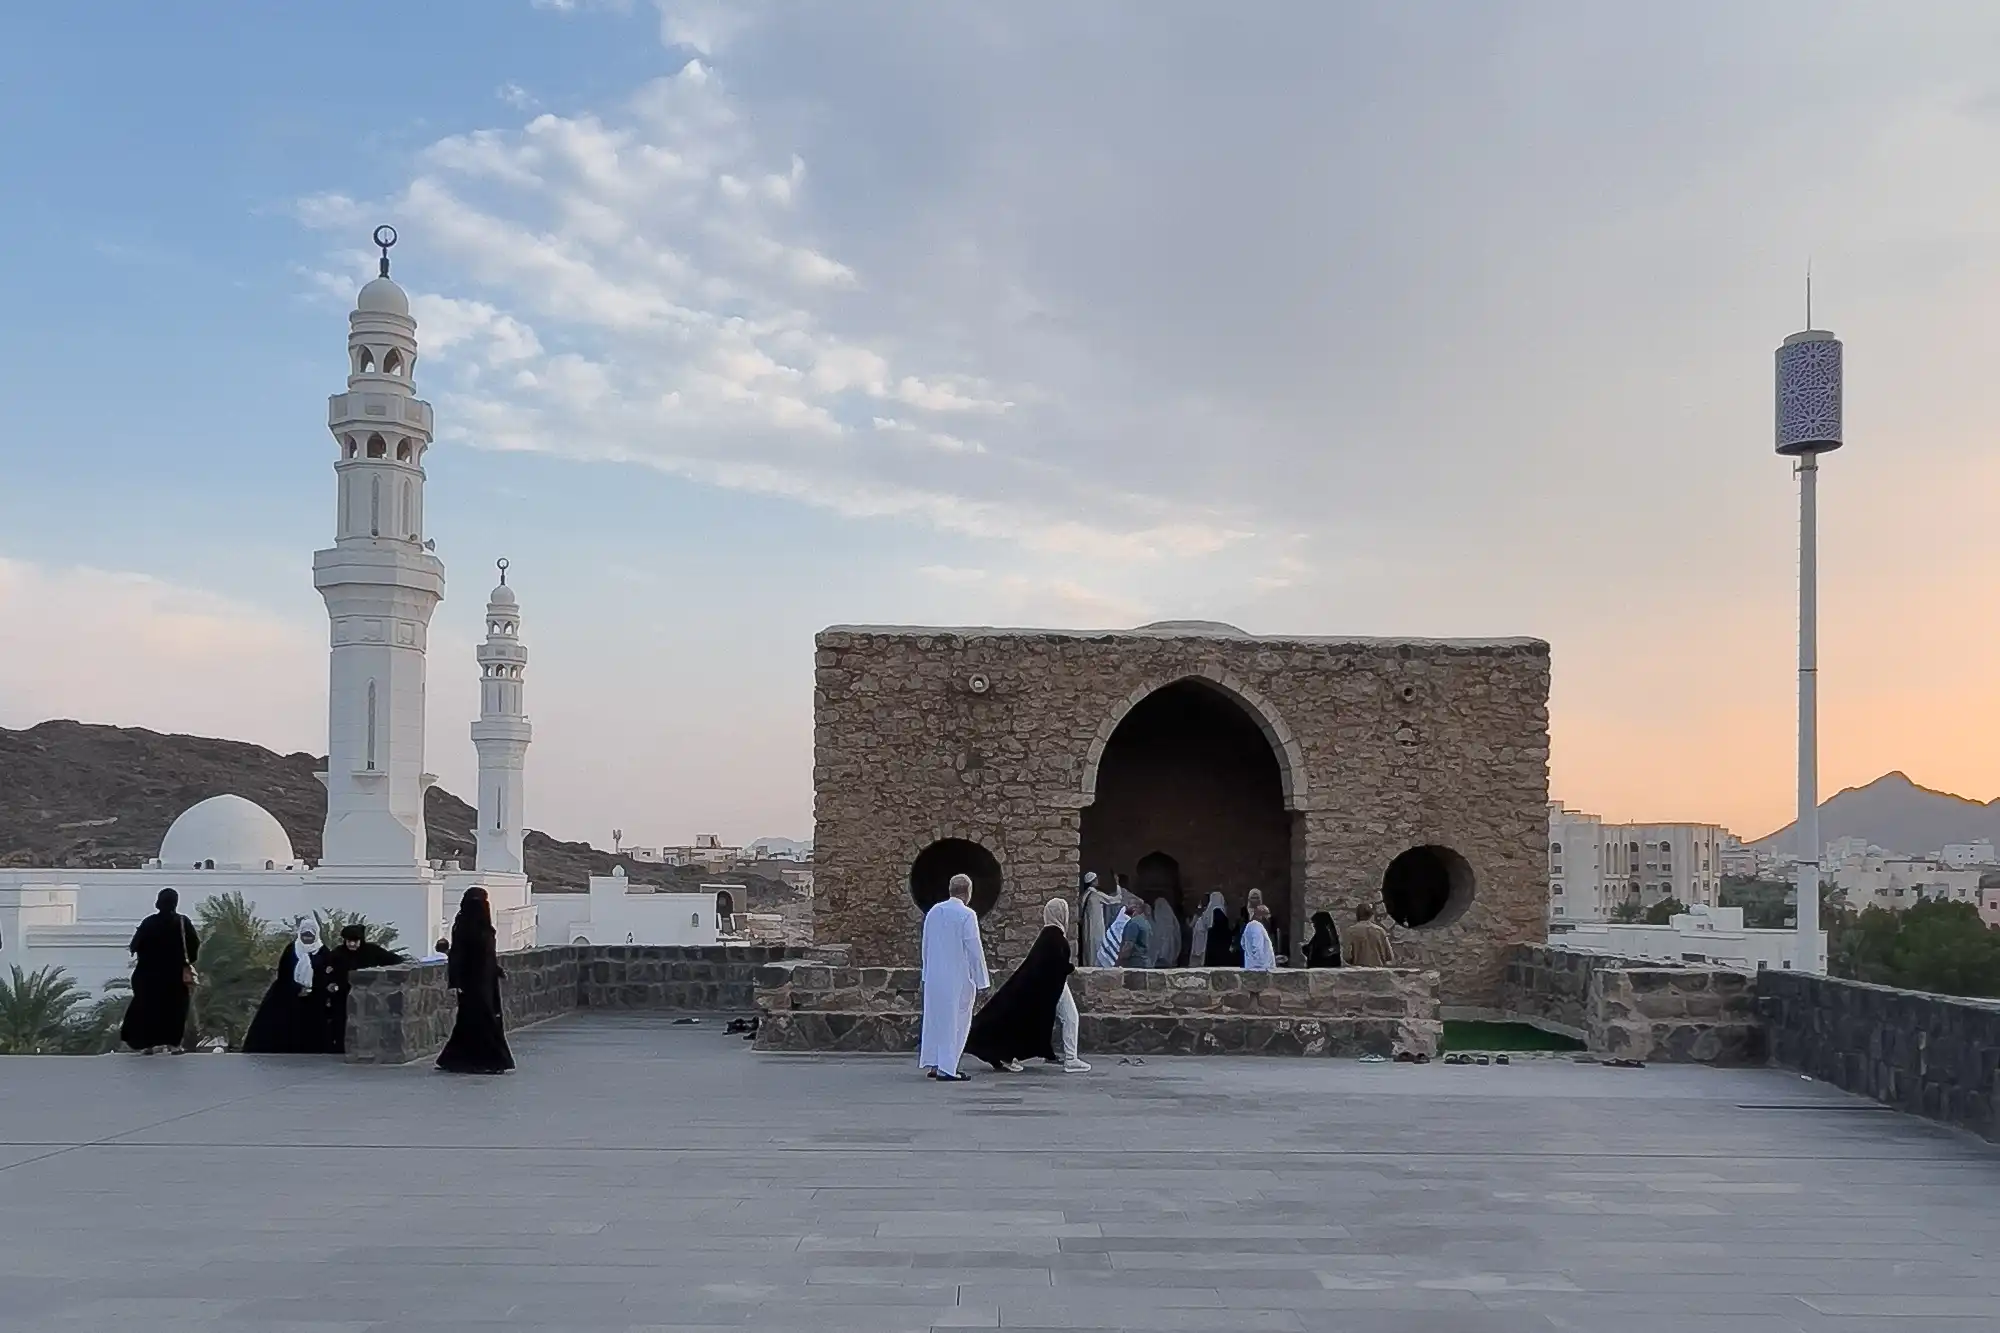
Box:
3, 1013, 2000, 1332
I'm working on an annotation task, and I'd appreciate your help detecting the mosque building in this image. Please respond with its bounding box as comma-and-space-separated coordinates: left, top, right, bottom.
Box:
0, 232, 541, 993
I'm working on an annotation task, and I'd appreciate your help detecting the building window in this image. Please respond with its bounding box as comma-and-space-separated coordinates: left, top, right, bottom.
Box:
1551, 841, 1563, 855
365, 680, 377, 771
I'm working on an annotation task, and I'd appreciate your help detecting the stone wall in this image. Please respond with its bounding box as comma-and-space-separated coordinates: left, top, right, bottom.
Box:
1500, 943, 1646, 1033
344, 944, 835, 1064
1498, 944, 1763, 1065
813, 627, 1550, 1007
1589, 966, 1764, 1066
752, 961, 1442, 1058
1760, 971, 2000, 1143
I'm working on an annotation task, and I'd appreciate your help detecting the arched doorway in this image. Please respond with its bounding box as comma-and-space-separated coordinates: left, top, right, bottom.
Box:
1079, 679, 1295, 954
909, 838, 1003, 917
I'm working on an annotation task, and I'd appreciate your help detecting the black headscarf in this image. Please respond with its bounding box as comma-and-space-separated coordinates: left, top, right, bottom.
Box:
1305, 911, 1342, 968
446, 887, 498, 993
1202, 907, 1233, 967
453, 886, 495, 939
155, 887, 179, 913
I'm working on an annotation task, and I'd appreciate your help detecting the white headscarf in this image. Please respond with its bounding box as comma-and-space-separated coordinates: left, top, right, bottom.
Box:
1188, 891, 1225, 964
1043, 897, 1070, 932
291, 924, 319, 989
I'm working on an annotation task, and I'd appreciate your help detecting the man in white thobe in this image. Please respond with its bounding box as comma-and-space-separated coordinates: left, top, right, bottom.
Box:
1240, 905, 1277, 972
919, 873, 990, 1081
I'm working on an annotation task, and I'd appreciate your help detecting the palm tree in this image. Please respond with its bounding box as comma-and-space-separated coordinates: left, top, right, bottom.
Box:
190, 892, 291, 1049
0, 965, 90, 1054
314, 909, 401, 953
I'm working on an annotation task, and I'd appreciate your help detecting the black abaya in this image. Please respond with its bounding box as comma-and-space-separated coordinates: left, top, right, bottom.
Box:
437, 904, 514, 1074
323, 940, 407, 1054
1304, 912, 1343, 969
119, 909, 200, 1051
242, 944, 337, 1053
1202, 908, 1234, 967
964, 925, 1074, 1069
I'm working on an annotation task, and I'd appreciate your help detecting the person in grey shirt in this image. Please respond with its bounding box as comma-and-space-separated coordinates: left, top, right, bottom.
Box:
1116, 902, 1154, 968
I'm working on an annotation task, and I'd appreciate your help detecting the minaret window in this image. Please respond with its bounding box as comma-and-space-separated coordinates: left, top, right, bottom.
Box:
400, 480, 412, 538
365, 680, 378, 770
344, 436, 359, 459
396, 439, 412, 462
355, 347, 374, 375
384, 349, 404, 377
369, 476, 381, 537
366, 434, 387, 459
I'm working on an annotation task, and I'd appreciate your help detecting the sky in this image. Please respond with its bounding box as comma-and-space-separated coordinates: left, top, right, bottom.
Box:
2, 1, 1998, 848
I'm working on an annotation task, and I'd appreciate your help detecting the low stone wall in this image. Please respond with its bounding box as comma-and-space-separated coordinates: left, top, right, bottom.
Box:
345, 943, 838, 1064
752, 963, 1442, 1058
1590, 966, 1764, 1066
1760, 971, 2000, 1143
1500, 943, 1644, 1034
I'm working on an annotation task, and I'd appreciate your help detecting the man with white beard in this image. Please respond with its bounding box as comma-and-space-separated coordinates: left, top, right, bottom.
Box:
919, 873, 991, 1082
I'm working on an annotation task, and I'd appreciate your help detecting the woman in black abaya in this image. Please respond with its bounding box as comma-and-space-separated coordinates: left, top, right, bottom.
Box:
243, 923, 336, 1053
965, 898, 1077, 1072
1201, 906, 1234, 967
437, 887, 514, 1074
1304, 911, 1343, 969
120, 888, 201, 1053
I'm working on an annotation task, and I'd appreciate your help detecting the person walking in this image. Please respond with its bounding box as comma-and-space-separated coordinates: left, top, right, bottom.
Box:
119, 888, 201, 1054
1342, 903, 1396, 968
437, 887, 515, 1074
1240, 905, 1278, 972
243, 922, 336, 1053
918, 873, 990, 1081
965, 898, 1090, 1074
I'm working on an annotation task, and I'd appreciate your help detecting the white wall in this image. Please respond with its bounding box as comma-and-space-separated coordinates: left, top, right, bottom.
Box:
1554, 905, 1825, 973
530, 874, 718, 947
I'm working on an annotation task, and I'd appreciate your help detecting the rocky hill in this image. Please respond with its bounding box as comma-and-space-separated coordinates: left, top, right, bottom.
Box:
0, 720, 794, 903
1752, 771, 2000, 858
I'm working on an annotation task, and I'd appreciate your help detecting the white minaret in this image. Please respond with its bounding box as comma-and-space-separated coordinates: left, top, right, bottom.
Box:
314, 226, 445, 867
472, 559, 531, 874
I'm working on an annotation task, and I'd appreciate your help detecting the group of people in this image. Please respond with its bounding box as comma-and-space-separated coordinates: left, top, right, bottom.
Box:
916, 872, 1401, 1081
114, 885, 517, 1075
1077, 872, 1395, 973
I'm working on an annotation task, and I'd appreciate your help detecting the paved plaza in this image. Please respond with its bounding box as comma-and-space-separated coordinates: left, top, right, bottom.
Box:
3, 1015, 2000, 1332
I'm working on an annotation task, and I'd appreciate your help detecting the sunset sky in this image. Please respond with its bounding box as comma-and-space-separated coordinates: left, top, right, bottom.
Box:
3, 2, 1998, 846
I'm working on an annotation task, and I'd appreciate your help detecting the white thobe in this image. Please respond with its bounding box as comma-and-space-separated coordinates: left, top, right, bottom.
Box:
1079, 887, 1115, 965
1240, 920, 1277, 972
918, 898, 990, 1073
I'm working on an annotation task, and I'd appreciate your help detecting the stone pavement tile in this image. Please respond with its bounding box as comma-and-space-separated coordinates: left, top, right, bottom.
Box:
1801, 1296, 2000, 1318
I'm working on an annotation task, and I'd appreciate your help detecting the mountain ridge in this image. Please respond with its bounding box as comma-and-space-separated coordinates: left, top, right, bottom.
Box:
1751, 771, 2000, 857
0, 719, 794, 904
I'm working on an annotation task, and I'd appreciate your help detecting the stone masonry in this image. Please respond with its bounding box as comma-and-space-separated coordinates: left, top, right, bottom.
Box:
752, 961, 1443, 1059
814, 625, 1551, 1005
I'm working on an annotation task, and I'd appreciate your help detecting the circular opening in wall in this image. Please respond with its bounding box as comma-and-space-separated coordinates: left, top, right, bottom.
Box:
1381, 845, 1476, 929
909, 837, 1003, 917
1399, 684, 1418, 702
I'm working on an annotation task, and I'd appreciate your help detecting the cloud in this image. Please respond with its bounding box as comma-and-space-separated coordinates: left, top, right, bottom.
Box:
293, 27, 1271, 588
496, 83, 537, 110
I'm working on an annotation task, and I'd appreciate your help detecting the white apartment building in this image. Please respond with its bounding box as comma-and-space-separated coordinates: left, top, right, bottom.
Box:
1547, 803, 1728, 923
1555, 905, 1825, 973
1822, 842, 1988, 912
1940, 841, 1999, 869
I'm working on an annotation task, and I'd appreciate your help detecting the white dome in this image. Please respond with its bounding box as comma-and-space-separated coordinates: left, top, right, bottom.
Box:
356, 276, 410, 316
488, 584, 517, 607
159, 795, 296, 871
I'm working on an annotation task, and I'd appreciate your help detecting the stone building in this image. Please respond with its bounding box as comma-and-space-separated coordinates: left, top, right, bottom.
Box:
813, 622, 1551, 1005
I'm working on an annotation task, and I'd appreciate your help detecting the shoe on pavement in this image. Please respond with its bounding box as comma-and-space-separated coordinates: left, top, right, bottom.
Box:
1062, 1058, 1093, 1073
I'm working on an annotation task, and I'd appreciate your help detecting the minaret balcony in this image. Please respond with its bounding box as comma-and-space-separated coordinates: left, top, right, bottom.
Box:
329, 392, 433, 434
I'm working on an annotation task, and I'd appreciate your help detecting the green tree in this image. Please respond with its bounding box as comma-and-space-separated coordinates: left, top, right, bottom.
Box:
1609, 897, 1645, 923
190, 892, 291, 1049
1826, 899, 2000, 998
1641, 897, 1687, 926
313, 909, 401, 953
0, 965, 90, 1054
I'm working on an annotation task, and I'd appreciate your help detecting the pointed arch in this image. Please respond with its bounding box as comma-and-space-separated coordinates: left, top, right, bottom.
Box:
1080, 669, 1309, 811
365, 679, 378, 771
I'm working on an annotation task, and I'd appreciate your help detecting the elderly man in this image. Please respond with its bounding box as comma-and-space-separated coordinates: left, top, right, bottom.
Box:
919, 873, 991, 1082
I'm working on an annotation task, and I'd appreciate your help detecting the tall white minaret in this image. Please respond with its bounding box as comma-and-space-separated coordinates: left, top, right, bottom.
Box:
313, 226, 445, 867
472, 559, 531, 875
